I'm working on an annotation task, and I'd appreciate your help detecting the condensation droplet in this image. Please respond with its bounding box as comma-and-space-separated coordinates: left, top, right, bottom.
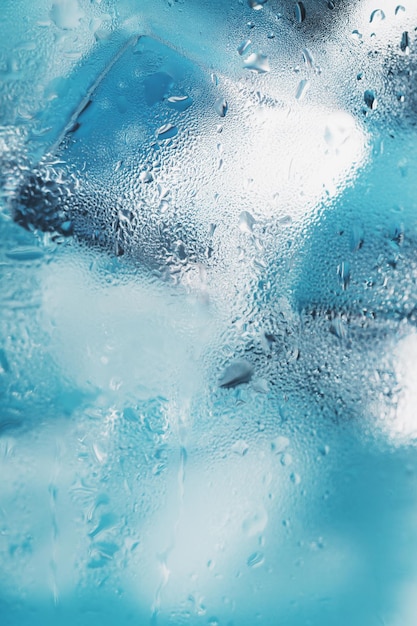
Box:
243, 52, 270, 74
139, 170, 153, 183
248, 0, 268, 9
295, 1, 306, 23
330, 316, 348, 340
239, 211, 255, 233
400, 31, 410, 54
295, 79, 310, 101
281, 453, 293, 466
237, 39, 251, 56
302, 48, 315, 69
290, 472, 301, 485
166, 95, 193, 112
337, 261, 351, 290
215, 97, 228, 117
364, 89, 377, 110
219, 359, 254, 388
369, 9, 385, 23
156, 123, 178, 140
247, 551, 265, 568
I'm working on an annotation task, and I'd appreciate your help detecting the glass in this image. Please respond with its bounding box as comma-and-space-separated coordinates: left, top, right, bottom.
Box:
1, 1, 417, 624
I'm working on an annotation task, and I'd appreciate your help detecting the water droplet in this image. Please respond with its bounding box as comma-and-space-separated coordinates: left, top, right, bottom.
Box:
320, 444, 330, 456
295, 79, 310, 101
248, 0, 268, 9
174, 240, 188, 261
400, 31, 410, 54
242, 509, 268, 536
156, 123, 178, 140
290, 472, 301, 485
395, 5, 406, 15
243, 52, 270, 73
208, 618, 219, 626
351, 29, 363, 41
239, 211, 255, 233
92, 443, 107, 465
364, 89, 377, 110
247, 551, 264, 568
166, 95, 193, 112
158, 185, 170, 199
369, 9, 385, 23
232, 439, 249, 456
280, 453, 293, 466
330, 315, 347, 339
237, 39, 251, 56
337, 261, 350, 290
267, 32, 275, 39
219, 359, 254, 388
302, 48, 315, 69
215, 97, 228, 118
271, 436, 290, 454
247, 21, 255, 29
139, 169, 153, 183
295, 2, 306, 23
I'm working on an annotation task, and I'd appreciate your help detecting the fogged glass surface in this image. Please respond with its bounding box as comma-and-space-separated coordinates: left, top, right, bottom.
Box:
1, 1, 417, 625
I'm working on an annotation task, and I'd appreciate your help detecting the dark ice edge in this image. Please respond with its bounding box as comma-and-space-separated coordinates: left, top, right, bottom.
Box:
48, 35, 141, 157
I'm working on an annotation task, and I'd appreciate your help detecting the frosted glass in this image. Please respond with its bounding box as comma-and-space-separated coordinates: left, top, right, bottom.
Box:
1, 1, 417, 625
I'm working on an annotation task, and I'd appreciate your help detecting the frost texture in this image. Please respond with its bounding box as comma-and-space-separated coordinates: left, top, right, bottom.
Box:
2, 1, 417, 625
